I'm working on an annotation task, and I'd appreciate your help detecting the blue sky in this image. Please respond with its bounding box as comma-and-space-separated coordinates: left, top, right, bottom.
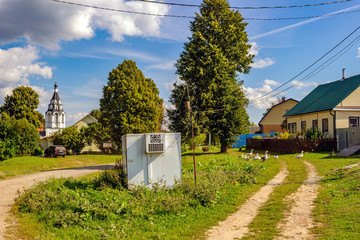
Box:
0, 0, 359, 126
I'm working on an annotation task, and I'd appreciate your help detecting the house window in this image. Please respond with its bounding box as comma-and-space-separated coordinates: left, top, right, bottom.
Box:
349, 117, 359, 127
312, 120, 318, 131
288, 123, 296, 134
322, 118, 328, 133
301, 121, 306, 132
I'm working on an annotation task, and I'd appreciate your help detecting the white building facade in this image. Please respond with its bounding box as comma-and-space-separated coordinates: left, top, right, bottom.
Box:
44, 81, 66, 136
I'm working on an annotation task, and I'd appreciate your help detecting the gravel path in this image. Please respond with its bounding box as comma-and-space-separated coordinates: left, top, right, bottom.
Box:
275, 161, 320, 240
0, 163, 115, 240
206, 166, 289, 240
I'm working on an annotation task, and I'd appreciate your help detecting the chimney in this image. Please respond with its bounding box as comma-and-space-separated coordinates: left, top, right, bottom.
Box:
282, 96, 286, 102
342, 68, 346, 80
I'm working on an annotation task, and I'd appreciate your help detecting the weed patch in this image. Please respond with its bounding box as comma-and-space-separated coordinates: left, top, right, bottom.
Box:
14, 155, 268, 239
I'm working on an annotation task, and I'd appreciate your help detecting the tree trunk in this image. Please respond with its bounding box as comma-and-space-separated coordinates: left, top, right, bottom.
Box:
220, 142, 228, 153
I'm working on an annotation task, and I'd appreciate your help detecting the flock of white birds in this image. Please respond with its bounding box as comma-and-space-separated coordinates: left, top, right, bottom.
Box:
239, 149, 305, 161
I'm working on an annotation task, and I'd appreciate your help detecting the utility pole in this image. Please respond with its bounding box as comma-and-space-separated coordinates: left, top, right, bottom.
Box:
185, 81, 197, 184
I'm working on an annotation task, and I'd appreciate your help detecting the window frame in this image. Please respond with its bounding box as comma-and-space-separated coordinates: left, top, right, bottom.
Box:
301, 121, 306, 132
349, 117, 359, 127
288, 122, 297, 134
312, 120, 318, 131
322, 118, 328, 134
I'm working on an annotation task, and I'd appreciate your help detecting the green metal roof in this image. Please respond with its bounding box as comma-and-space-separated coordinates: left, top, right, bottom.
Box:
284, 74, 360, 117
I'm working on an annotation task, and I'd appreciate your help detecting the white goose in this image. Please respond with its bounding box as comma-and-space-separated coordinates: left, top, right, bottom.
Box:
245, 149, 254, 159
296, 151, 304, 159
261, 151, 270, 162
253, 153, 261, 160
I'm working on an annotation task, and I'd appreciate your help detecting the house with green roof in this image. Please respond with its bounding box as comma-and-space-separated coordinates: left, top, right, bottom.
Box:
283, 73, 360, 138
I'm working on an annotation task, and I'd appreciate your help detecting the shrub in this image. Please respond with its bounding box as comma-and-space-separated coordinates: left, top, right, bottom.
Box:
202, 146, 209, 152
95, 159, 127, 189
304, 129, 325, 139
33, 146, 43, 156
278, 131, 294, 140
252, 135, 262, 139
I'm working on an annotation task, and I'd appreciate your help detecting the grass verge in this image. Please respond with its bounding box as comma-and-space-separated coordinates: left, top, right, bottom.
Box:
243, 154, 308, 240
0, 155, 119, 180
12, 150, 281, 240
306, 153, 360, 239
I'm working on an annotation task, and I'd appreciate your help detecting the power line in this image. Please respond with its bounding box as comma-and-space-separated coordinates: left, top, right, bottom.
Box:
248, 25, 360, 105
248, 33, 360, 106
135, 0, 355, 10
49, 0, 360, 21
194, 26, 360, 113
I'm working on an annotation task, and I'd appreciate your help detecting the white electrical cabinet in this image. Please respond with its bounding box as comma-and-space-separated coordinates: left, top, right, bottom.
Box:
122, 133, 181, 188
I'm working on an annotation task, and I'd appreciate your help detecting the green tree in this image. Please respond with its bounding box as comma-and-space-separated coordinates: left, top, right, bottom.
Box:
100, 60, 164, 148
14, 118, 40, 155
89, 109, 102, 120
0, 86, 44, 128
52, 126, 85, 154
170, 0, 253, 153
81, 122, 111, 153
0, 114, 39, 161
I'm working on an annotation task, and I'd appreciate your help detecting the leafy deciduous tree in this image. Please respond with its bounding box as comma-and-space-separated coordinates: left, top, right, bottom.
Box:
100, 60, 164, 148
52, 126, 84, 154
0, 114, 40, 161
0, 86, 44, 128
169, 0, 253, 153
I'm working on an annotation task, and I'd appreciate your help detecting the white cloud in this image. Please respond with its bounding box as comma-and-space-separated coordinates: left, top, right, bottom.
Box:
249, 42, 260, 56
145, 60, 176, 71
248, 42, 275, 69
106, 49, 163, 63
251, 57, 275, 69
0, 0, 169, 49
165, 76, 184, 91
358, 47, 360, 58
264, 79, 280, 86
0, 46, 52, 88
244, 79, 281, 109
291, 80, 318, 89
66, 112, 88, 126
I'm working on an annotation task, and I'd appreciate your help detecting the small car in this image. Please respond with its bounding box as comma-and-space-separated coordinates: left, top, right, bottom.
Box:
44, 145, 67, 158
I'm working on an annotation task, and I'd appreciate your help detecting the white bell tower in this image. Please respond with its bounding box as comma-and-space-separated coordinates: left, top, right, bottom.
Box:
45, 79, 66, 136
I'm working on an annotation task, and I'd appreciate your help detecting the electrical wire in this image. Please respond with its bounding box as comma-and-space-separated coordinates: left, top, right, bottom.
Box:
247, 25, 360, 105
49, 0, 360, 21
135, 0, 355, 10
248, 33, 360, 106
194, 26, 360, 113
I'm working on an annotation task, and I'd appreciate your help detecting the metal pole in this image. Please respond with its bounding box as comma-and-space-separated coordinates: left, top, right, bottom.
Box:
186, 81, 197, 184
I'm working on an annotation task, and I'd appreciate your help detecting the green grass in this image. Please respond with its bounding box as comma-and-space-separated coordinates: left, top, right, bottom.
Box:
12, 149, 281, 240
243, 154, 308, 240
306, 153, 360, 240
10, 150, 360, 239
0, 154, 119, 180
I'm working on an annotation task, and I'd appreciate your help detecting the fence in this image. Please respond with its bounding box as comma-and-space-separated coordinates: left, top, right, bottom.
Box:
337, 127, 360, 150
246, 138, 337, 154
232, 133, 275, 148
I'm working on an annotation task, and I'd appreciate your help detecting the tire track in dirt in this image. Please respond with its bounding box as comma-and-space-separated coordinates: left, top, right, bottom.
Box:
0, 163, 114, 240
206, 166, 289, 240
275, 161, 320, 240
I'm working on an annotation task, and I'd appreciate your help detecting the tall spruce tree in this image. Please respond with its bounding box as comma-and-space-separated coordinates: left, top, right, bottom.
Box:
169, 0, 254, 153
100, 60, 164, 148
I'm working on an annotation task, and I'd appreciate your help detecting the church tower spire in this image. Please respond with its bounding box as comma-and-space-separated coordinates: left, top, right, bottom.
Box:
44, 78, 66, 136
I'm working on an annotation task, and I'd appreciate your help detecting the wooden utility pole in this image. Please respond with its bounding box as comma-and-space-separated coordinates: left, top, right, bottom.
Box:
185, 81, 197, 184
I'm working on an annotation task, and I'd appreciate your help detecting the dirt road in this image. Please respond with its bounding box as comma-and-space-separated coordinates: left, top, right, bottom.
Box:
206, 166, 289, 239
276, 161, 320, 240
0, 163, 114, 240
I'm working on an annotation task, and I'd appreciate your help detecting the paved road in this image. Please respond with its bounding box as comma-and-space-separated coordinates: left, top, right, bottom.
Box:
0, 163, 115, 240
